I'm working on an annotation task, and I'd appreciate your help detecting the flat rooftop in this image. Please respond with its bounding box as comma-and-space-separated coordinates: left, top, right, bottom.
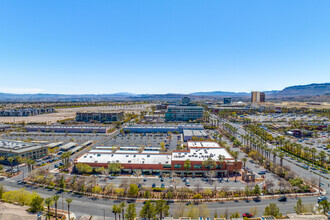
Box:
26, 125, 110, 129
183, 130, 208, 137
77, 151, 172, 165
0, 139, 45, 153
187, 141, 220, 148
172, 147, 233, 161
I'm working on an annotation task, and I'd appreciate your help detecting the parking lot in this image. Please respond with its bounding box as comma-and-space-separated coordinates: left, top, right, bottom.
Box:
98, 133, 179, 150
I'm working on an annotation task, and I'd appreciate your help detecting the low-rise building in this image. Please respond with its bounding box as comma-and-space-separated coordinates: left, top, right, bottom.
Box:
0, 139, 48, 159
25, 125, 111, 133
76, 111, 124, 122
183, 130, 208, 141
123, 124, 204, 133
75, 141, 241, 177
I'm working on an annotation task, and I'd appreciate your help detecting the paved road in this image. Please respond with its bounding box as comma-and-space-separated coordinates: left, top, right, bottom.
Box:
1, 178, 320, 219
210, 113, 330, 194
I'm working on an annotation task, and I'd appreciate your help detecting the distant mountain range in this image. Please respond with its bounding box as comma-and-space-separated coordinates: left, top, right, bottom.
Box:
0, 83, 328, 102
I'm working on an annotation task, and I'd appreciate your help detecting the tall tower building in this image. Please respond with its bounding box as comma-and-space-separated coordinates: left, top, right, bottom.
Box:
251, 91, 265, 103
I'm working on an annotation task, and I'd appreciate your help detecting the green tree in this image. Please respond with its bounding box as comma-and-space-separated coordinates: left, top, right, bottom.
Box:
253, 184, 261, 196
112, 205, 120, 220
264, 203, 281, 217
230, 212, 240, 218
319, 200, 330, 214
160, 142, 166, 153
29, 195, 44, 213
120, 202, 126, 220
294, 198, 304, 214
125, 203, 137, 220
59, 175, 66, 189
44, 197, 53, 219
0, 184, 5, 199
184, 159, 191, 176
139, 200, 156, 220
144, 190, 151, 199
66, 198, 73, 220
7, 157, 14, 172
108, 162, 123, 174
52, 195, 60, 219
155, 200, 169, 220
129, 184, 139, 197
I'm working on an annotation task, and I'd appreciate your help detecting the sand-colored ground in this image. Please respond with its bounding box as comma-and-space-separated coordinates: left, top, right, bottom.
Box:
0, 202, 36, 220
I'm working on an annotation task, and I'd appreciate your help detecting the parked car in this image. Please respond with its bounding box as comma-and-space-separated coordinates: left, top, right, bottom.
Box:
258, 170, 266, 175
161, 177, 164, 182
242, 213, 253, 218
186, 181, 190, 186
143, 178, 147, 182
152, 183, 156, 188
278, 196, 287, 202
318, 196, 327, 203
161, 183, 165, 188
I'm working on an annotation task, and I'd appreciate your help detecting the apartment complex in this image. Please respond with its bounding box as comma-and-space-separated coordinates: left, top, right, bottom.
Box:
0, 139, 48, 159
76, 111, 124, 122
165, 106, 204, 121
75, 141, 241, 177
251, 91, 265, 103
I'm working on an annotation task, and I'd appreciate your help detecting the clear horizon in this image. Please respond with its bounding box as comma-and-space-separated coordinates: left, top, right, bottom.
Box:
1, 1, 330, 94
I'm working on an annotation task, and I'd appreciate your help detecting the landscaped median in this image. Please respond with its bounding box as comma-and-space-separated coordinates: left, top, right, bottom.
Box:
22, 179, 324, 203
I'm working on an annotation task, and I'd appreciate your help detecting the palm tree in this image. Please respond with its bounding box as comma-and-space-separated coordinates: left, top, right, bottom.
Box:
231, 151, 239, 182
318, 151, 327, 167
242, 158, 247, 169
66, 198, 73, 220
52, 195, 60, 219
45, 197, 53, 219
112, 205, 120, 220
279, 152, 284, 167
7, 157, 14, 172
272, 150, 277, 164
218, 155, 225, 177
15, 156, 22, 171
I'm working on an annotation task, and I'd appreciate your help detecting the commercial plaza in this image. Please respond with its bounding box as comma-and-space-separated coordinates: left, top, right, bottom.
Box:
75, 141, 241, 177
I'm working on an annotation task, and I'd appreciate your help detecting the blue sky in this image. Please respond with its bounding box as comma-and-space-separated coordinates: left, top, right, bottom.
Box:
0, 0, 329, 94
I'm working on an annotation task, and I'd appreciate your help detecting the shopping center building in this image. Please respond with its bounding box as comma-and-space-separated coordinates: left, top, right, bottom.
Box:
75, 141, 241, 177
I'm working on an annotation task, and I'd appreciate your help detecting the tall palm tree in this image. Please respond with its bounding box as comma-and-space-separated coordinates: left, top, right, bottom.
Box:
45, 197, 53, 219
279, 152, 284, 167
7, 157, 14, 172
52, 195, 60, 219
112, 205, 120, 220
15, 156, 22, 171
242, 158, 247, 169
66, 198, 73, 220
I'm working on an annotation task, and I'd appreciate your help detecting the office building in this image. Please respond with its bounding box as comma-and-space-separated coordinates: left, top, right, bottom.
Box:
181, 97, 191, 105
76, 111, 124, 122
0, 139, 48, 159
223, 98, 232, 104
75, 141, 241, 177
251, 91, 265, 103
165, 106, 204, 121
